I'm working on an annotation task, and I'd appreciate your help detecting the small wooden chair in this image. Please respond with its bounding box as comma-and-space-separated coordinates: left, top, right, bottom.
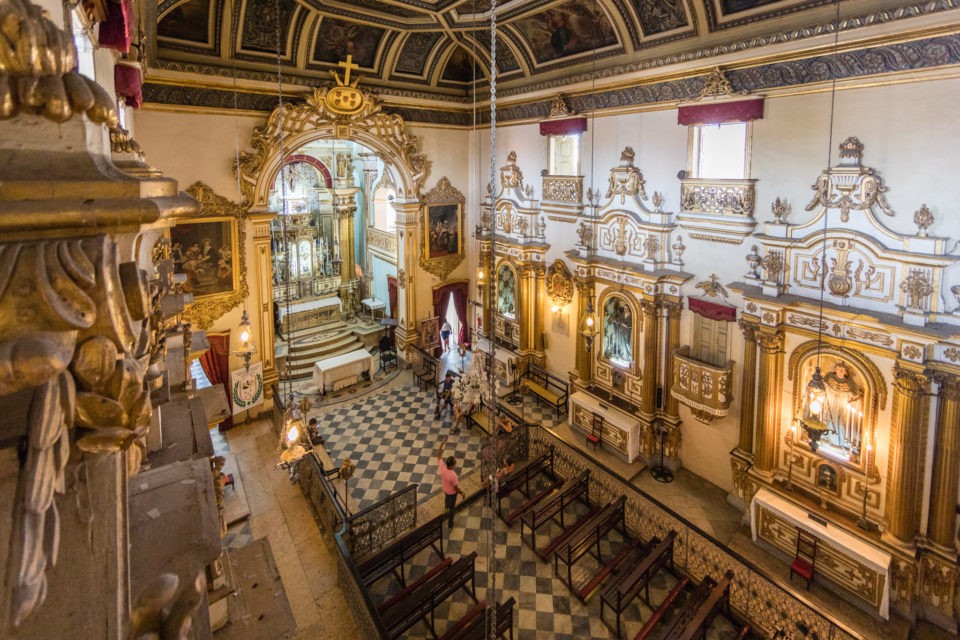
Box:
587, 414, 603, 451
789, 528, 817, 589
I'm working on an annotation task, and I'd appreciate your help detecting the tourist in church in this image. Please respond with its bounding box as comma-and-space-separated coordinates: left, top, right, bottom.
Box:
435, 437, 464, 528
440, 320, 452, 352
435, 371, 456, 418
449, 398, 474, 435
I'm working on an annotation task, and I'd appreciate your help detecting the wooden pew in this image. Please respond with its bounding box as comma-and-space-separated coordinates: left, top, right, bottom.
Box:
536, 501, 608, 562
633, 578, 690, 640
576, 535, 650, 603
378, 557, 453, 614
555, 496, 627, 591
495, 447, 554, 517
437, 599, 486, 640
503, 478, 563, 526
600, 530, 677, 639
671, 570, 734, 640
356, 514, 445, 588
521, 363, 569, 417
454, 597, 517, 640
380, 551, 478, 640
520, 469, 590, 552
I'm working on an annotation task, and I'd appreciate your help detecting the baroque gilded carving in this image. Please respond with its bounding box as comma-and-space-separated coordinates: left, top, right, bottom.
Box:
499, 150, 524, 191
805, 137, 894, 223
237, 86, 428, 206
180, 183, 250, 329
545, 259, 574, 308
680, 181, 754, 216
418, 177, 465, 279
542, 175, 583, 203
696, 67, 747, 100
900, 268, 933, 311
605, 147, 646, 203
761, 249, 785, 283
694, 274, 729, 299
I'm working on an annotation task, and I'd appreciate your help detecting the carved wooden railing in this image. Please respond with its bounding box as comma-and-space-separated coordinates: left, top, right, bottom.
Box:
529, 427, 864, 640
367, 227, 397, 255
541, 175, 583, 203
344, 483, 418, 558
671, 346, 735, 424
679, 178, 756, 216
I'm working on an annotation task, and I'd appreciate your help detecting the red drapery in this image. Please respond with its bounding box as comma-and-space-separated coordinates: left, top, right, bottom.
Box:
677, 98, 764, 126
387, 275, 398, 319
688, 297, 737, 322
432, 282, 468, 353
199, 332, 234, 431
539, 117, 588, 136
114, 63, 142, 109
98, 0, 132, 53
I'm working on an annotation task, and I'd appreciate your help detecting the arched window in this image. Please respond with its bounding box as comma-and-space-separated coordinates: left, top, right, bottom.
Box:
602, 295, 633, 367
497, 265, 516, 319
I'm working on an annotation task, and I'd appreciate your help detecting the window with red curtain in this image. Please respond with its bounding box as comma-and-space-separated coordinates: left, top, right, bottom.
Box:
432, 282, 468, 353
199, 332, 233, 431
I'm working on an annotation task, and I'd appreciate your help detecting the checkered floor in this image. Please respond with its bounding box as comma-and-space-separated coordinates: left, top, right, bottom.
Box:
316, 377, 485, 511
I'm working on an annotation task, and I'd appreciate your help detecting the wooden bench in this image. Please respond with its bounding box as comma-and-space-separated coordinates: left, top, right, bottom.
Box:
634, 578, 689, 640
454, 597, 516, 640
671, 571, 734, 640
555, 496, 627, 591
536, 501, 607, 562
645, 578, 714, 640
495, 448, 554, 518
467, 400, 523, 435
412, 346, 439, 391
438, 599, 486, 640
520, 469, 590, 553
600, 530, 678, 639
380, 551, 478, 640
577, 537, 649, 603
356, 514, 445, 588
504, 478, 563, 526
521, 364, 569, 417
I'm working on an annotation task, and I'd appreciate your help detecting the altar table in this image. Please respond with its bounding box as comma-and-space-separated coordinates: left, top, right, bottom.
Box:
361, 297, 386, 322
279, 297, 342, 333
751, 488, 890, 618
568, 391, 640, 462
312, 349, 373, 393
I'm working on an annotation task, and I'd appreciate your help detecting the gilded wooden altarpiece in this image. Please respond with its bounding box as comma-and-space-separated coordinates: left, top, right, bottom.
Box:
179, 182, 250, 329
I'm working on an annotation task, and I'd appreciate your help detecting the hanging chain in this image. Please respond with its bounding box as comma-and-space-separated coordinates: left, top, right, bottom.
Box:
273, 0, 294, 404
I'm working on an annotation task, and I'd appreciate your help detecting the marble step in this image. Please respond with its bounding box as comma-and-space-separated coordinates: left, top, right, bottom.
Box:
287, 343, 368, 379
288, 332, 359, 356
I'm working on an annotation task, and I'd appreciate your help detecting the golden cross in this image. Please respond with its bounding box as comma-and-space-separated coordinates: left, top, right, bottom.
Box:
338, 55, 359, 86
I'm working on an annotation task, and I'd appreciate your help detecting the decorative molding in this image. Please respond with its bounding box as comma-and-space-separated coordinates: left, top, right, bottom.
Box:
696, 67, 747, 100
542, 175, 583, 203
367, 227, 397, 255
181, 183, 250, 329
545, 259, 574, 308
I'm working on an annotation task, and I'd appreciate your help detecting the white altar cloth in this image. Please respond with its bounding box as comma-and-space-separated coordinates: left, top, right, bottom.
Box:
751, 488, 890, 618
278, 296, 341, 322
361, 297, 386, 320
312, 349, 373, 392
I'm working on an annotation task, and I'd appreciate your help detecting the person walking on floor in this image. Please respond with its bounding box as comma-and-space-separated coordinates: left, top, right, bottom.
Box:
435, 437, 464, 528
441, 320, 452, 352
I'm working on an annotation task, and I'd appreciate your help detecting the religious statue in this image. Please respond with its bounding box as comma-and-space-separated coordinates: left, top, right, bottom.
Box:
603, 297, 632, 365
803, 359, 865, 459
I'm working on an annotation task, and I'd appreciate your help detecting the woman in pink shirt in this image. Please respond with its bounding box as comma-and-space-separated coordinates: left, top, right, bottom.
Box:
435, 437, 465, 528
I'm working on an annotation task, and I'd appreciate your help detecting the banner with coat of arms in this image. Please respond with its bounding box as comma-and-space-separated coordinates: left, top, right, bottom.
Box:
231, 362, 264, 415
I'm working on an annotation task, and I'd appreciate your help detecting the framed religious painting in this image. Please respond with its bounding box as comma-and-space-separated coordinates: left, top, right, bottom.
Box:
171, 182, 250, 329
419, 177, 465, 279
420, 316, 441, 349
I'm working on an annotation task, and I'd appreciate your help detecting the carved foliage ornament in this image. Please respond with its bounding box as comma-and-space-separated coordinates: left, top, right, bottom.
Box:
696, 67, 747, 100
900, 268, 933, 311
237, 86, 428, 207
545, 259, 574, 308
0, 0, 118, 126
805, 137, 894, 223
181, 183, 250, 329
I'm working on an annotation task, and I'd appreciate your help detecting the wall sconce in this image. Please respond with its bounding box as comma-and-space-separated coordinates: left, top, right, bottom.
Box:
234, 308, 257, 370
578, 298, 597, 352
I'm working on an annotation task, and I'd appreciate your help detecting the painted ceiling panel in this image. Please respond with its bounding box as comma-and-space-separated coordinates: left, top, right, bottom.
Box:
157, 0, 212, 44
240, 0, 297, 54
313, 18, 386, 69
396, 32, 445, 75
512, 1, 619, 64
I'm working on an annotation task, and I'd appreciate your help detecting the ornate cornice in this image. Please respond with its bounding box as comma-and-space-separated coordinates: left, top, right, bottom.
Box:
757, 330, 785, 354
738, 318, 760, 343
930, 371, 960, 402
893, 363, 928, 397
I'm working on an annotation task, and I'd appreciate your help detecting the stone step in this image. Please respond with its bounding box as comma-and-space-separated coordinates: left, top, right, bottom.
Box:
213, 538, 296, 640
287, 342, 368, 379
288, 332, 358, 356
285, 321, 348, 345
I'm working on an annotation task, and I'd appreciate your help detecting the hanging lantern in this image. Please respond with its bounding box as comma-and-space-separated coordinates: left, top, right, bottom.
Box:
578, 298, 598, 352
234, 308, 257, 369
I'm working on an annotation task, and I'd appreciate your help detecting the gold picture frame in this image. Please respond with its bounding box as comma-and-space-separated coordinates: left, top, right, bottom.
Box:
176, 182, 250, 329
419, 177, 465, 279
420, 316, 441, 349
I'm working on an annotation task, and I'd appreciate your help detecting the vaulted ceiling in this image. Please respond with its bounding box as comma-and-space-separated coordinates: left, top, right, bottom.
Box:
149, 0, 960, 111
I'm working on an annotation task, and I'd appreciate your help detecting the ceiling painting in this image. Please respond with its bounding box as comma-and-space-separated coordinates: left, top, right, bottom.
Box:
513, 1, 618, 64
630, 0, 689, 36
470, 30, 521, 73
313, 18, 386, 69
240, 0, 297, 54
396, 32, 445, 75
441, 46, 480, 83
157, 0, 212, 45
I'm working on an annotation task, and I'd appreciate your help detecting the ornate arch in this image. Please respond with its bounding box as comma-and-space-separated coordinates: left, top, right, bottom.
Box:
236, 87, 429, 208
597, 287, 641, 372
283, 154, 333, 188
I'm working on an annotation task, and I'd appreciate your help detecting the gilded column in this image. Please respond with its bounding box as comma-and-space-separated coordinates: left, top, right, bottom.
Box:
250, 212, 278, 393
737, 319, 760, 454
518, 264, 534, 353
884, 365, 928, 546
641, 300, 659, 415
574, 277, 594, 383
662, 300, 682, 418
753, 330, 784, 473
533, 264, 545, 354
333, 188, 359, 286
478, 242, 493, 337
393, 200, 420, 354
925, 372, 960, 549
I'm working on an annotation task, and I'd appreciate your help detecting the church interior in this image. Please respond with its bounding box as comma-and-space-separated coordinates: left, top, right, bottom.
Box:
1, 0, 960, 638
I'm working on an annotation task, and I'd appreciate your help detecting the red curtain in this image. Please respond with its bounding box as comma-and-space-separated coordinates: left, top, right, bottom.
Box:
539, 117, 588, 136
677, 98, 764, 126
98, 0, 132, 53
451, 286, 467, 346
387, 275, 398, 319
199, 332, 234, 431
114, 63, 142, 109
688, 297, 737, 322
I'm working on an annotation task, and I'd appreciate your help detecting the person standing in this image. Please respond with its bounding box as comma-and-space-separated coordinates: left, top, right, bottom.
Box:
441, 320, 452, 352
435, 437, 464, 528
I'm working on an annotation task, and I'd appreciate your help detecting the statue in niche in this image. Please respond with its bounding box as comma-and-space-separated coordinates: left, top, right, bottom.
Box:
803, 358, 865, 460
603, 296, 632, 366
497, 265, 516, 318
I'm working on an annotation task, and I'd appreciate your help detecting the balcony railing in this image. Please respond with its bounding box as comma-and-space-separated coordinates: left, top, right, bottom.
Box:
541, 175, 583, 203
367, 227, 397, 255
677, 178, 757, 244
671, 346, 734, 423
